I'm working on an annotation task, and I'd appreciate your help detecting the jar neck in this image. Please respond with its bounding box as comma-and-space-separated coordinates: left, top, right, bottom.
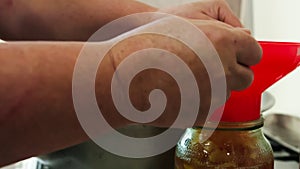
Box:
194, 117, 264, 131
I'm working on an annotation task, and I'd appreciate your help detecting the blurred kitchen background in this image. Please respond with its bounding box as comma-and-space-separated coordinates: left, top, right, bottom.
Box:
3, 0, 300, 168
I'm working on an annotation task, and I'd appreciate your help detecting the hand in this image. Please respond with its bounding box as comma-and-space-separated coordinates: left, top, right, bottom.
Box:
191, 19, 261, 91
181, 19, 261, 125
158, 0, 242, 27
100, 17, 262, 127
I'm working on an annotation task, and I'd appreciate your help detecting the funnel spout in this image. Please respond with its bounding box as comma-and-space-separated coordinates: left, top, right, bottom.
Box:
214, 41, 300, 122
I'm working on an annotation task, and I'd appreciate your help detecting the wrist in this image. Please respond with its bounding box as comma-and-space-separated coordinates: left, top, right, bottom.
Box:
99, 33, 201, 127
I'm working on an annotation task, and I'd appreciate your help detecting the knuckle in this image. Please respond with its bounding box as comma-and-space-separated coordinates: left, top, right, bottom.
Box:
212, 29, 231, 45
226, 66, 237, 88
202, 21, 234, 45
237, 70, 254, 90
242, 72, 254, 88
233, 30, 263, 66
248, 40, 263, 65
227, 65, 254, 91
254, 43, 263, 64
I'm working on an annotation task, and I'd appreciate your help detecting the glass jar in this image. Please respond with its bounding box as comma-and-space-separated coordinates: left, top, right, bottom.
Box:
175, 117, 274, 169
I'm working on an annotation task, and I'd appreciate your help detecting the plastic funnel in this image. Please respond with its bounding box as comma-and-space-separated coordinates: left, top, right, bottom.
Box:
212, 41, 300, 122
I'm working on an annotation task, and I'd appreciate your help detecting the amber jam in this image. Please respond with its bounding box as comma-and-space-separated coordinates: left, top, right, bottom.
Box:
175, 117, 274, 169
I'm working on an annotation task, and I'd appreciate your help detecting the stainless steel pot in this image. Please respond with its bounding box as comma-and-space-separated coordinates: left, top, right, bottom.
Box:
38, 125, 177, 169
263, 113, 300, 153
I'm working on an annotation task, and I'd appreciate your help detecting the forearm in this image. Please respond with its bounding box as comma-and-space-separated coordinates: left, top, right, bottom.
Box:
0, 37, 200, 167
0, 41, 131, 166
0, 36, 179, 166
0, 18, 218, 166
0, 0, 157, 40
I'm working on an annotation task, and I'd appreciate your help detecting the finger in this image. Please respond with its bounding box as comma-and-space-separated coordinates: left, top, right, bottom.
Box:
234, 29, 262, 66
217, 0, 243, 27
239, 28, 252, 35
228, 64, 254, 91
188, 15, 216, 22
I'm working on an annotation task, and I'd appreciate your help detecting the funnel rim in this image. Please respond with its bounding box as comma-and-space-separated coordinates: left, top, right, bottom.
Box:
259, 41, 300, 46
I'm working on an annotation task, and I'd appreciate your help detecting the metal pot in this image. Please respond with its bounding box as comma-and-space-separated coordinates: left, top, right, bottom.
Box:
38, 125, 177, 169
263, 113, 300, 153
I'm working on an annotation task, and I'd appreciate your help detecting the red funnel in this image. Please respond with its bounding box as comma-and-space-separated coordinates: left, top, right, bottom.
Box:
213, 41, 300, 122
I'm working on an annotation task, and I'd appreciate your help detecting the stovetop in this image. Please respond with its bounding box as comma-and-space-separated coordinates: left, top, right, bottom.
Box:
267, 136, 299, 169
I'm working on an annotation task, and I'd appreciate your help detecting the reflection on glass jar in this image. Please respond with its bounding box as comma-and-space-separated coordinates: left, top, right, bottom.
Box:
175, 117, 274, 169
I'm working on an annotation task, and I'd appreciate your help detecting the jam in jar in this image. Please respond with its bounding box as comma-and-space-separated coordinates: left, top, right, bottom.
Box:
175, 117, 274, 169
